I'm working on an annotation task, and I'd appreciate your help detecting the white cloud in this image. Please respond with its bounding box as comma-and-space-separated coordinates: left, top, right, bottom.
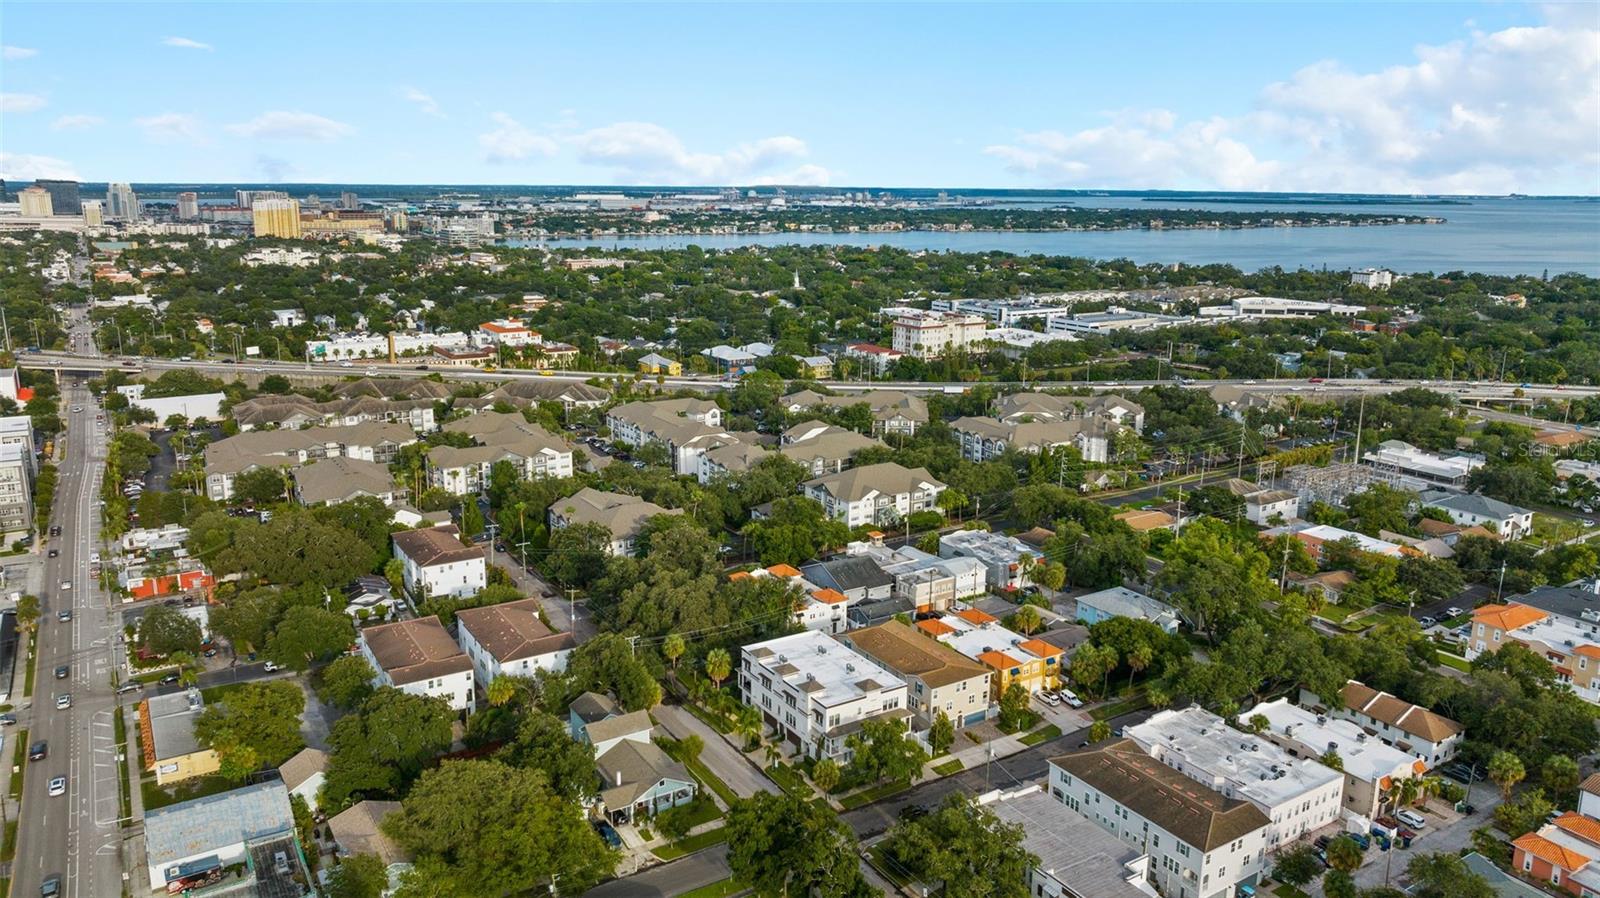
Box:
225, 111, 354, 141
3, 46, 38, 61
135, 112, 206, 144
478, 113, 558, 163
163, 36, 212, 51
987, 15, 1600, 194
402, 87, 443, 118
570, 122, 827, 184
0, 153, 78, 181
1, 93, 47, 114
51, 114, 104, 131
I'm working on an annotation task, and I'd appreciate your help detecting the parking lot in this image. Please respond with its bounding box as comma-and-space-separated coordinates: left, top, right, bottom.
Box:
1303, 789, 1501, 896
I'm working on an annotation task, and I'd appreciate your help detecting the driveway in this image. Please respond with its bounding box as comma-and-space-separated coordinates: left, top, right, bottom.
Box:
654, 704, 779, 800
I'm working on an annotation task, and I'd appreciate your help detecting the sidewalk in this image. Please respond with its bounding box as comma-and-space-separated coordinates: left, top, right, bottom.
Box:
923, 730, 1028, 780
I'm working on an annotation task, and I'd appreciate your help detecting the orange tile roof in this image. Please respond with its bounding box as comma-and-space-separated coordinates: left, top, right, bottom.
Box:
480, 321, 531, 333
1515, 832, 1592, 871
728, 571, 752, 581
954, 608, 997, 625
811, 588, 848, 606
1020, 638, 1064, 658
1412, 760, 1427, 775
1472, 603, 1547, 632
1555, 812, 1600, 848
917, 619, 957, 637
978, 649, 1022, 670
1575, 645, 1600, 660
766, 564, 803, 578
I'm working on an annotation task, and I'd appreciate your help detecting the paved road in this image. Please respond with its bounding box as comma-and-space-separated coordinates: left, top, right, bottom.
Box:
584, 705, 1156, 897
18, 352, 1598, 402
12, 377, 127, 898
653, 704, 778, 799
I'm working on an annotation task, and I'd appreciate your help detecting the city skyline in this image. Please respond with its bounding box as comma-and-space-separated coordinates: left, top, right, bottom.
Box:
1, 1, 1597, 194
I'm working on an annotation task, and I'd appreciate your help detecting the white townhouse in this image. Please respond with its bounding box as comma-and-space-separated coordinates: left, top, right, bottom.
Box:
1298, 681, 1464, 768
801, 462, 946, 528
1050, 740, 1271, 898
455, 598, 575, 684
359, 616, 476, 713
740, 630, 911, 762
392, 524, 486, 599
1125, 707, 1345, 852
1244, 698, 1425, 819
1420, 491, 1535, 541
938, 529, 1033, 592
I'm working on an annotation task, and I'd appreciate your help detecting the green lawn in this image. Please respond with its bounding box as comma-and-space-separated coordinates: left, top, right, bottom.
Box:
1020, 724, 1062, 747
651, 826, 728, 861
141, 773, 237, 811
1, 819, 18, 863
839, 778, 912, 810
1272, 884, 1312, 898
8, 728, 26, 801
199, 681, 251, 705
1531, 514, 1584, 547
1437, 652, 1471, 672
1091, 693, 1150, 721
113, 707, 132, 822
21, 635, 36, 699
682, 701, 734, 735
676, 878, 744, 898
931, 758, 964, 776
684, 755, 739, 808
765, 762, 811, 798
1314, 604, 1362, 624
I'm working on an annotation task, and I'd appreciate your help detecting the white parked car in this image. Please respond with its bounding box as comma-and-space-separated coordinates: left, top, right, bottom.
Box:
1060, 689, 1084, 709
262, 661, 281, 673
1037, 691, 1061, 707
58, 580, 71, 591
55, 694, 70, 710
1396, 809, 1427, 829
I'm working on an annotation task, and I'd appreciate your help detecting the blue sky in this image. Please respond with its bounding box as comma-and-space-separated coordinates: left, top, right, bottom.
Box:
2, 2, 1596, 193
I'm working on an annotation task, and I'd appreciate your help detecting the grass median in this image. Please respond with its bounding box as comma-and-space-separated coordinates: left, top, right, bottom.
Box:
651, 826, 728, 861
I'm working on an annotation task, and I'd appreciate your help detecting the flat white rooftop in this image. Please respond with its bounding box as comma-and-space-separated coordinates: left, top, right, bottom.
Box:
1246, 698, 1420, 785
1125, 707, 1343, 808
743, 630, 905, 709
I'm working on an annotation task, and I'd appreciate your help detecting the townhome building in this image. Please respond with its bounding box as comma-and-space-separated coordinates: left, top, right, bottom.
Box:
801, 462, 946, 527
840, 538, 987, 611
359, 616, 475, 713
840, 621, 993, 729
739, 630, 911, 763
1243, 698, 1425, 819
1512, 811, 1600, 896
547, 487, 682, 556
1125, 707, 1345, 851
1049, 741, 1271, 898
1468, 583, 1600, 703
917, 608, 1063, 698
938, 529, 1034, 592
733, 564, 851, 635
392, 524, 485, 599
1298, 681, 1464, 767
455, 598, 575, 685
980, 785, 1161, 898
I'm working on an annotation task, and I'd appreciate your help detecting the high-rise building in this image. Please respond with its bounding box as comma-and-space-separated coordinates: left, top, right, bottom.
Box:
339, 191, 359, 210
252, 198, 302, 238
106, 183, 139, 220
18, 186, 54, 217
82, 200, 105, 227
176, 192, 199, 220
387, 209, 408, 233
235, 189, 289, 209
35, 179, 82, 215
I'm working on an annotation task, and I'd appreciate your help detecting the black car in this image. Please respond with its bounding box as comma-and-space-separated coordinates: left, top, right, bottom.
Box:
47, 549, 58, 558
54, 665, 68, 679
159, 673, 180, 685
28, 740, 47, 761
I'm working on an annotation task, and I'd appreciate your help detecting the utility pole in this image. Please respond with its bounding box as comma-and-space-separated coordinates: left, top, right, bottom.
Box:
1496, 560, 1508, 602
1236, 426, 1247, 479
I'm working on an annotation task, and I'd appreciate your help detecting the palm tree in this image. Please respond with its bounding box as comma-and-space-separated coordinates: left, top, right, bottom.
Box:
1488, 751, 1526, 800
733, 704, 763, 750
1325, 837, 1363, 875
1415, 776, 1443, 811
1393, 776, 1420, 812
1088, 720, 1112, 743
663, 633, 686, 673
1013, 605, 1042, 636
705, 648, 732, 691
1126, 644, 1153, 689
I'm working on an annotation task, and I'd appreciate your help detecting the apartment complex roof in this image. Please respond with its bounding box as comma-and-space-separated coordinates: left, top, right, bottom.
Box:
803, 462, 945, 503
552, 487, 682, 539
361, 615, 472, 686
982, 787, 1154, 898
455, 598, 574, 663
1472, 603, 1549, 632
292, 456, 395, 505
1336, 680, 1463, 743
1051, 739, 1271, 851
842, 621, 991, 689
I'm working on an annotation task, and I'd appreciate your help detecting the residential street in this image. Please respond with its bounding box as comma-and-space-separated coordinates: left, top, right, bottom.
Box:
652, 704, 778, 799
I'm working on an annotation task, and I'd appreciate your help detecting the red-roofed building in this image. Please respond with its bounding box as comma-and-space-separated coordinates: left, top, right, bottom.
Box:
745, 560, 850, 634
476, 318, 539, 347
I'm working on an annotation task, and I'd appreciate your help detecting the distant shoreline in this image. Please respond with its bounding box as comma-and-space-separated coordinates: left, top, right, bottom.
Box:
1140, 197, 1472, 207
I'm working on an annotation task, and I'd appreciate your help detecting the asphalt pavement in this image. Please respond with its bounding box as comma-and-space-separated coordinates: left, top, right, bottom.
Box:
11, 378, 127, 898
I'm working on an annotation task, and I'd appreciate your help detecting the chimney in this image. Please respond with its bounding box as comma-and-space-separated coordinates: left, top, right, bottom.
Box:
615, 770, 622, 787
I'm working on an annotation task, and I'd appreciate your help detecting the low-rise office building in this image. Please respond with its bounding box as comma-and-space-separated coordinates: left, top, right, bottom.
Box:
1362, 440, 1483, 491
143, 782, 296, 892
138, 689, 221, 785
